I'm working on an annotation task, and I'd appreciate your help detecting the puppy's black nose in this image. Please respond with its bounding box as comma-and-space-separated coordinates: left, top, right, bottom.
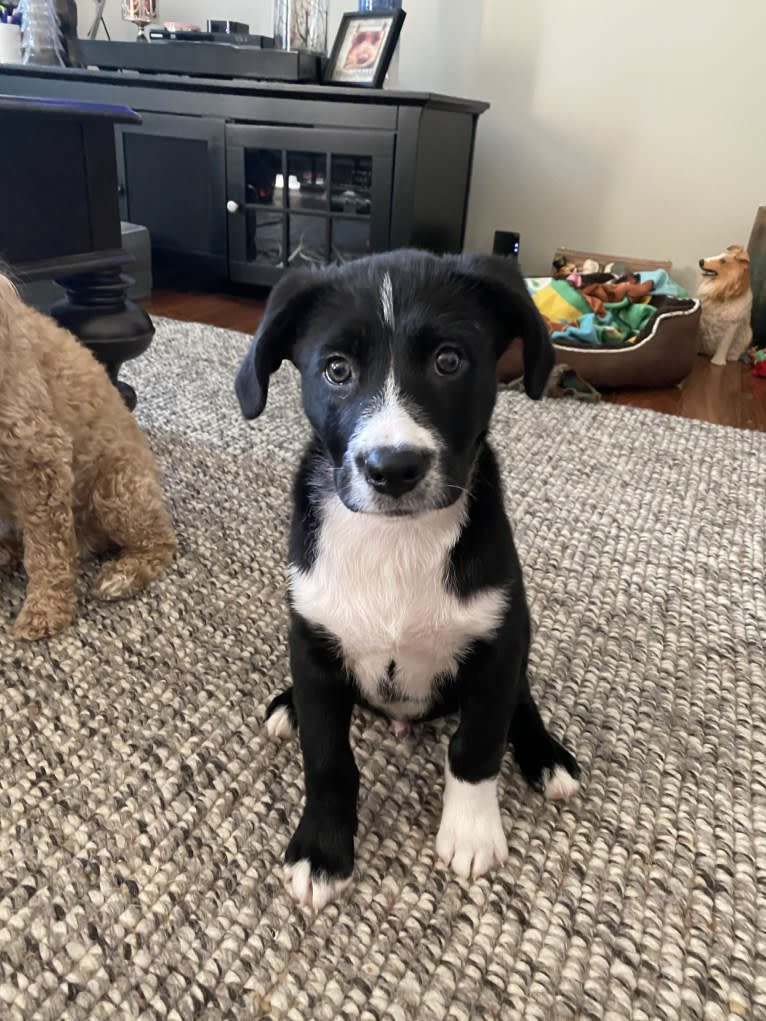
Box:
364, 447, 433, 497
699, 258, 705, 268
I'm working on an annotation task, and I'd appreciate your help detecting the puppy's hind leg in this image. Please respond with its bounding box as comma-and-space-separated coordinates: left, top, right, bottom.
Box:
509, 671, 580, 801
91, 455, 176, 601
265, 687, 298, 740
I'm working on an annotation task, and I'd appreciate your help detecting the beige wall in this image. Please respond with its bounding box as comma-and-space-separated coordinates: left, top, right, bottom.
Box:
103, 0, 763, 290
329, 0, 763, 290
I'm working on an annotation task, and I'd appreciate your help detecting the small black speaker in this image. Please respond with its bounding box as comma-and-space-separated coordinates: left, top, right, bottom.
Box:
493, 230, 520, 258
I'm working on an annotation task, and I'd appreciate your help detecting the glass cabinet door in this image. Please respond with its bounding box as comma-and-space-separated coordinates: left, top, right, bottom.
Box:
329, 154, 373, 262
226, 125, 393, 285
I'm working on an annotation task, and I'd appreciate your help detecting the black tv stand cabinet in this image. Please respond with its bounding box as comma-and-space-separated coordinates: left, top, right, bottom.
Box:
0, 66, 488, 288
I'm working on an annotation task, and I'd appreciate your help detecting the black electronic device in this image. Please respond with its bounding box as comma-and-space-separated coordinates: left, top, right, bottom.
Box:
493, 230, 520, 258
147, 29, 273, 46
207, 19, 250, 34
80, 38, 318, 81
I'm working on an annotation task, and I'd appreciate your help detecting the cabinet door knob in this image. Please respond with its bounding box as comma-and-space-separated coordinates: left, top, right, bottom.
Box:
226, 200, 241, 213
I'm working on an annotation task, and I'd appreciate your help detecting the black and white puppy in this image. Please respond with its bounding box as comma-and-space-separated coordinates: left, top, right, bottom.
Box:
235, 250, 580, 911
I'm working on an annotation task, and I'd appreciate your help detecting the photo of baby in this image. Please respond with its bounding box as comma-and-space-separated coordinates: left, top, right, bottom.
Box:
335, 18, 390, 80
324, 9, 405, 89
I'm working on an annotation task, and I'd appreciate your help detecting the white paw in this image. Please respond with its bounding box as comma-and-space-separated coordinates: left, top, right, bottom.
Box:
265, 705, 296, 741
542, 764, 580, 801
436, 768, 508, 879
283, 859, 351, 911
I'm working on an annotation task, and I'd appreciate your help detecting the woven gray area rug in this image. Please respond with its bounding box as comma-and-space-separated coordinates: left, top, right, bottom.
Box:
1, 317, 765, 1021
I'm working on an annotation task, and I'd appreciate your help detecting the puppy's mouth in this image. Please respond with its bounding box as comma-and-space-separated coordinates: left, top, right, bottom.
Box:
699, 260, 718, 277
357, 505, 424, 518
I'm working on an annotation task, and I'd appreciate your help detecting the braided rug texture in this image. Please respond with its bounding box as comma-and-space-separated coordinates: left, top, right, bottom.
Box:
1, 318, 765, 1021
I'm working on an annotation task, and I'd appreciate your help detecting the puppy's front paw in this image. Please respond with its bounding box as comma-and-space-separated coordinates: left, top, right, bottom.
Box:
284, 811, 354, 911
436, 772, 508, 879
11, 595, 75, 640
283, 859, 351, 912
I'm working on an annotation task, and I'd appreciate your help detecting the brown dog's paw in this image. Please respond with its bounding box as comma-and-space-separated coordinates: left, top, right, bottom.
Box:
93, 551, 171, 602
92, 561, 142, 601
11, 598, 74, 640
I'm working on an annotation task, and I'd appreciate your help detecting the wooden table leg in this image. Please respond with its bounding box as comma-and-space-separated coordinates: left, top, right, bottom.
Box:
50, 266, 154, 410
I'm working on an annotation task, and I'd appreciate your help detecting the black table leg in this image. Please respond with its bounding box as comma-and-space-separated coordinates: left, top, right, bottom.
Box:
50, 266, 154, 410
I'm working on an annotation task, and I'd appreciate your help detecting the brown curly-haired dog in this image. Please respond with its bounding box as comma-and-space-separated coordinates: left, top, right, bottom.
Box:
0, 274, 176, 640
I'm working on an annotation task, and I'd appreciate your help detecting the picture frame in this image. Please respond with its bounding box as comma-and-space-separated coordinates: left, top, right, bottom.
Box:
323, 9, 406, 89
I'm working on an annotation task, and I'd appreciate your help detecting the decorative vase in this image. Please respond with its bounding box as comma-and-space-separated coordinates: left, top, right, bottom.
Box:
274, 0, 327, 54
120, 0, 158, 40
20, 0, 64, 66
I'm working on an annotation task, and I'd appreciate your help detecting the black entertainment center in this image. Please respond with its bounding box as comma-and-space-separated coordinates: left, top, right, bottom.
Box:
0, 62, 489, 289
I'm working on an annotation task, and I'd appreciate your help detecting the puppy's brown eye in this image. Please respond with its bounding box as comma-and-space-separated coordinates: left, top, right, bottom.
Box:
324, 356, 352, 385
435, 347, 462, 375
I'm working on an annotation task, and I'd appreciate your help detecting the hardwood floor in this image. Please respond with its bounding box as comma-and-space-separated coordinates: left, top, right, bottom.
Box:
143, 288, 266, 335
604, 356, 766, 432
143, 288, 766, 433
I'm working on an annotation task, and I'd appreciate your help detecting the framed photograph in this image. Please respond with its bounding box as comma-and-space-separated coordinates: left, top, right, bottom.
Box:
323, 9, 406, 89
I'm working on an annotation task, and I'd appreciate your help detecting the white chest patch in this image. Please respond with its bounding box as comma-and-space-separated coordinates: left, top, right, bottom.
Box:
289, 496, 507, 718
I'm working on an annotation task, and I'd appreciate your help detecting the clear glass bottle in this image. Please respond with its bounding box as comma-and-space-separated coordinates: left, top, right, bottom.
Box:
20, 0, 64, 66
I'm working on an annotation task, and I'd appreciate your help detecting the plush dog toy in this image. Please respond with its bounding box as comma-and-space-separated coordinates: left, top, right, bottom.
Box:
752, 348, 766, 378
697, 245, 753, 366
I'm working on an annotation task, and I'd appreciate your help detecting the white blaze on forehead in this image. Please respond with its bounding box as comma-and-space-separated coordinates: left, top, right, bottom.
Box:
380, 272, 395, 329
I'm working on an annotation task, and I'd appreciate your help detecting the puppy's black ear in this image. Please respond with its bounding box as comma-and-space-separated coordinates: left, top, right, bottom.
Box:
235, 268, 327, 419
447, 253, 554, 399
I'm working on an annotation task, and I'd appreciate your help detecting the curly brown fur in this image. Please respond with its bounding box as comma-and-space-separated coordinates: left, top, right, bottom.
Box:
0, 275, 176, 640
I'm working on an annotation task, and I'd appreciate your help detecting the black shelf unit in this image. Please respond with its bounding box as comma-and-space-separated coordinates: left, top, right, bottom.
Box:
0, 65, 489, 288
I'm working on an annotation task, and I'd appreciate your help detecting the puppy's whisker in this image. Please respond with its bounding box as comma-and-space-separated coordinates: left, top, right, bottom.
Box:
445, 483, 472, 498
